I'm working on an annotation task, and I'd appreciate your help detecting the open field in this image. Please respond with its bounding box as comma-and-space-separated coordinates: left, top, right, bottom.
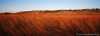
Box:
0, 10, 100, 36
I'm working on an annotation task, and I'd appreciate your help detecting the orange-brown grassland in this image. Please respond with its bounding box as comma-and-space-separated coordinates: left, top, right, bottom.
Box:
0, 9, 100, 36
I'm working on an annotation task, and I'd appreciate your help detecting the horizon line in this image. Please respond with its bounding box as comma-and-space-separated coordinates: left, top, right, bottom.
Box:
0, 8, 100, 13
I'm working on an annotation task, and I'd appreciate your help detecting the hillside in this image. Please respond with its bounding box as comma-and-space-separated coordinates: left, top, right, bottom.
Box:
0, 9, 100, 36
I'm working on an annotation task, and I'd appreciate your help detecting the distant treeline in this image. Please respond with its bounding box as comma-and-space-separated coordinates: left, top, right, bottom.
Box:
0, 8, 100, 14
21, 8, 100, 13
40, 8, 100, 13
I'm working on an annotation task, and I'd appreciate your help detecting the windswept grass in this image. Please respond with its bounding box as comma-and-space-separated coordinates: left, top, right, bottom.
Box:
0, 10, 100, 36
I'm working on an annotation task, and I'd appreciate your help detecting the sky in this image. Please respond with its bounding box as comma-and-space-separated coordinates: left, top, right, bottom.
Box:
0, 0, 100, 12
